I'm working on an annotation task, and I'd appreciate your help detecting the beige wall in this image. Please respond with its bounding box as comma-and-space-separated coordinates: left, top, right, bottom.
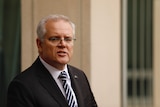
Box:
153, 0, 160, 107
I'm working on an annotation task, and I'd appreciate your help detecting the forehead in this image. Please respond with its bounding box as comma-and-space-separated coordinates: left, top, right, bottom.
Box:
46, 19, 72, 29
45, 20, 73, 34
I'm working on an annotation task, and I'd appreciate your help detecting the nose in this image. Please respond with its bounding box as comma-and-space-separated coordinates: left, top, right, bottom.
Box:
57, 39, 66, 46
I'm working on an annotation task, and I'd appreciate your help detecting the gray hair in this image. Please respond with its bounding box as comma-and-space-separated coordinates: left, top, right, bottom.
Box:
36, 14, 75, 40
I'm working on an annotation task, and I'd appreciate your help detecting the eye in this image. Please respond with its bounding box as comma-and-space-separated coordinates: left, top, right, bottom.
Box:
64, 37, 72, 41
48, 37, 60, 41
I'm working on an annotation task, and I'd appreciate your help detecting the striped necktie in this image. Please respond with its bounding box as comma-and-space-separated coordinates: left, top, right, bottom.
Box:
59, 71, 76, 107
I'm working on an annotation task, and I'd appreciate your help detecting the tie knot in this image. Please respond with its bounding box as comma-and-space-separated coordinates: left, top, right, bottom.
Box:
59, 71, 67, 80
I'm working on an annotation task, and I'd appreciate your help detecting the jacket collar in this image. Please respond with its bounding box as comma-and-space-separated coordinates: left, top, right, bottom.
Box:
34, 58, 69, 107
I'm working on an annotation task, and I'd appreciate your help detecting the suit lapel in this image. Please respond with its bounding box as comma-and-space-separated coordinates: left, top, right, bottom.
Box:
34, 58, 68, 107
68, 65, 85, 107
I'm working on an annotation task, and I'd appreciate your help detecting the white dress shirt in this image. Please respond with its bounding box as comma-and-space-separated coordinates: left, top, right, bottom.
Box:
39, 57, 78, 107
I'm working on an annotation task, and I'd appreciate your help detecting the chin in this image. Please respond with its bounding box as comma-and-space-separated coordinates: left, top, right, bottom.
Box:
58, 60, 69, 64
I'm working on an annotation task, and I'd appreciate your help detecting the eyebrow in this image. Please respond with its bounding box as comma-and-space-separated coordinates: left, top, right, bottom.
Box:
50, 34, 73, 37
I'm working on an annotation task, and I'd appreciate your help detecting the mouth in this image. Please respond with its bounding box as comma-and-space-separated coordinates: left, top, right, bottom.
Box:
57, 51, 67, 56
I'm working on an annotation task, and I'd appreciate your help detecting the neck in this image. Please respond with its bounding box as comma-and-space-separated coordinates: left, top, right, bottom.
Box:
39, 56, 66, 70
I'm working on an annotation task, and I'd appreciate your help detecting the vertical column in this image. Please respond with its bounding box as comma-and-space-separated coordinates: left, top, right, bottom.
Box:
21, 0, 35, 70
91, 0, 121, 106
153, 0, 160, 107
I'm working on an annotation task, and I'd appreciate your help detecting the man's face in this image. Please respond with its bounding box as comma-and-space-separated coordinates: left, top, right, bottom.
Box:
37, 20, 74, 69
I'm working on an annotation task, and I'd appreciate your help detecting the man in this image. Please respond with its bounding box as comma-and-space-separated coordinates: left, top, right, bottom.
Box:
7, 14, 97, 107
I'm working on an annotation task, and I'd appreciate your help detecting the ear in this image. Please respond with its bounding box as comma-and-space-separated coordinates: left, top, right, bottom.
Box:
36, 38, 43, 53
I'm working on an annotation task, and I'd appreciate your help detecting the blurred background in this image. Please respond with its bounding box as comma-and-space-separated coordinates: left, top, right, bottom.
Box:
0, 0, 160, 107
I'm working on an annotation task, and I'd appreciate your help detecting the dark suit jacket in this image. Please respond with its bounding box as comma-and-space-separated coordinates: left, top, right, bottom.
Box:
7, 57, 97, 107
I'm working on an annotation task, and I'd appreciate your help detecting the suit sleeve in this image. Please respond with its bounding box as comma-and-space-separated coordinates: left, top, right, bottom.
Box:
7, 80, 36, 107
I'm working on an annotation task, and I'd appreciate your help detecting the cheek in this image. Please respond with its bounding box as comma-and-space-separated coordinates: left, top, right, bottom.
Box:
46, 46, 56, 55
42, 45, 56, 55
68, 46, 74, 56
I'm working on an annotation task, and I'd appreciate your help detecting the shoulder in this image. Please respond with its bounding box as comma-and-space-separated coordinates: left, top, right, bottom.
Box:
10, 67, 37, 89
10, 58, 44, 85
8, 59, 44, 95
